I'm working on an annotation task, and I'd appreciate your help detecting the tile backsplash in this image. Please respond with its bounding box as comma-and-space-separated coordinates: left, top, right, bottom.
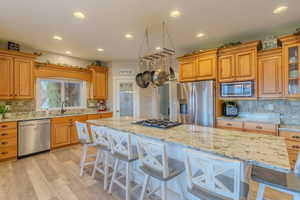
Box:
235, 100, 300, 125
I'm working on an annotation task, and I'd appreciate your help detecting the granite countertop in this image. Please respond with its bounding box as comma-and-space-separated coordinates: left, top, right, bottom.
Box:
88, 118, 291, 172
0, 111, 112, 122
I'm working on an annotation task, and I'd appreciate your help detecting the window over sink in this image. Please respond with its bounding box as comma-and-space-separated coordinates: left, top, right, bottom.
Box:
36, 78, 87, 110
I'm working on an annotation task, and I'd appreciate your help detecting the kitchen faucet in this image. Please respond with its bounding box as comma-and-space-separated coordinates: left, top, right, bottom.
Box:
60, 101, 67, 115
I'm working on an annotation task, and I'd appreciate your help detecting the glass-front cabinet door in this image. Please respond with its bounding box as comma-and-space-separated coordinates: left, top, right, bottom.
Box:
285, 44, 300, 97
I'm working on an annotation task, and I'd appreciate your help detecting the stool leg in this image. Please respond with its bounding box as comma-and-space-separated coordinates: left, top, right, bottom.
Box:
139, 174, 150, 200
256, 183, 266, 200
80, 144, 88, 176
176, 176, 185, 200
103, 152, 109, 190
125, 162, 131, 200
92, 148, 101, 178
161, 181, 167, 200
109, 159, 119, 194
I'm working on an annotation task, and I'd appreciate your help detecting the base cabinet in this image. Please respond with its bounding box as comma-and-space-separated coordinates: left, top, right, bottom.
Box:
279, 131, 300, 168
0, 122, 17, 161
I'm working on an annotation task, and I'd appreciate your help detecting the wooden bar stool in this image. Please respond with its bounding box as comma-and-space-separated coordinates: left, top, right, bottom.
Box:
108, 129, 139, 200
90, 125, 112, 190
75, 121, 96, 176
137, 137, 185, 200
184, 148, 249, 200
251, 153, 300, 200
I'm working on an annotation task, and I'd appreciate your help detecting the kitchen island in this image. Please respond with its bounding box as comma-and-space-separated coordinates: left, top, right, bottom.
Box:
88, 117, 291, 172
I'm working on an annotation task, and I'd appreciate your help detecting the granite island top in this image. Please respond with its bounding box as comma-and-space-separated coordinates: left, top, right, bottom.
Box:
87, 118, 291, 172
0, 111, 112, 123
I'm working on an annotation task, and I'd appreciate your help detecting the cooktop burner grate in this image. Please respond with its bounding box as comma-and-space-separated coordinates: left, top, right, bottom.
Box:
133, 119, 182, 129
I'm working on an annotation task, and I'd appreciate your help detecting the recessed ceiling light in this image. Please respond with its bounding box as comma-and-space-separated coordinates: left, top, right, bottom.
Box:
170, 10, 181, 18
97, 48, 104, 52
65, 51, 72, 55
53, 35, 63, 40
73, 11, 85, 19
196, 33, 205, 38
155, 47, 161, 50
273, 6, 288, 14
125, 33, 133, 39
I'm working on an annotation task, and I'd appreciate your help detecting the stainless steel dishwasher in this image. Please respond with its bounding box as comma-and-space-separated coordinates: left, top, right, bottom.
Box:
18, 119, 51, 157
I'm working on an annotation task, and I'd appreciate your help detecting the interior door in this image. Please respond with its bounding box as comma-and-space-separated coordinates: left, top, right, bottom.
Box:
115, 79, 137, 118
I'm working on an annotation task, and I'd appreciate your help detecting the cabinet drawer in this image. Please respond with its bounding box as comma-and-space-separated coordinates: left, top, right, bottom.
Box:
288, 150, 299, 168
280, 131, 300, 142
0, 122, 17, 130
52, 116, 73, 123
72, 115, 87, 122
0, 146, 17, 160
0, 137, 16, 148
244, 122, 277, 133
286, 140, 300, 151
0, 129, 17, 139
101, 112, 113, 118
217, 120, 243, 129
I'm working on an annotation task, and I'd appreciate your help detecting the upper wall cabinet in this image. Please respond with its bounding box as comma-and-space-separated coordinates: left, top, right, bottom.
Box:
88, 66, 108, 100
218, 41, 259, 82
280, 35, 300, 98
178, 49, 217, 82
0, 50, 36, 100
258, 48, 283, 98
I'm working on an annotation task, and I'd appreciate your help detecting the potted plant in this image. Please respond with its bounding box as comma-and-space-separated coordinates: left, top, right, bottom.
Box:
0, 105, 8, 120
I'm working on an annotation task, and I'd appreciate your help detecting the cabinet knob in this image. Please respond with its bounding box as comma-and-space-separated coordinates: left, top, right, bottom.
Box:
292, 145, 300, 149
1, 152, 8, 155
226, 123, 232, 126
1, 133, 8, 136
1, 142, 8, 145
256, 126, 263, 129
292, 135, 300, 139
1, 125, 7, 128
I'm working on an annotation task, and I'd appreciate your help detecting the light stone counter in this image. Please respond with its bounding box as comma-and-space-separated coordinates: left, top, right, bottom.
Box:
88, 117, 291, 172
0, 111, 112, 123
279, 125, 300, 133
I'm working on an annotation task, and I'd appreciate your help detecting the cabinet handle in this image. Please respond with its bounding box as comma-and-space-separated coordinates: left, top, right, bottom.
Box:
1, 152, 8, 155
1, 125, 7, 128
292, 136, 300, 139
226, 123, 232, 126
256, 126, 263, 129
1, 142, 8, 145
292, 145, 300, 149
1, 133, 8, 136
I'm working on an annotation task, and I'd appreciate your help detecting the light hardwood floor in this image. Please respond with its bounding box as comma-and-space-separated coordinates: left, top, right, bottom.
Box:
0, 145, 293, 200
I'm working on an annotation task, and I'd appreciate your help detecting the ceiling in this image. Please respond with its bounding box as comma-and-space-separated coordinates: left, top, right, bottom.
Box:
0, 0, 300, 61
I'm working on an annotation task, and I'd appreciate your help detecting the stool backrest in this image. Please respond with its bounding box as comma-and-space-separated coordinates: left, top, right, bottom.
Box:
137, 137, 169, 179
90, 125, 110, 149
108, 129, 134, 160
184, 149, 242, 200
75, 121, 92, 143
295, 152, 300, 175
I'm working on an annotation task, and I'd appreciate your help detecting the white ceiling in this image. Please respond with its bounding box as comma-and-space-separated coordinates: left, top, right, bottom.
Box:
0, 0, 300, 61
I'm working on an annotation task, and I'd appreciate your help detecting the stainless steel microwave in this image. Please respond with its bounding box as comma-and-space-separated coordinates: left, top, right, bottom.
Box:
220, 81, 254, 97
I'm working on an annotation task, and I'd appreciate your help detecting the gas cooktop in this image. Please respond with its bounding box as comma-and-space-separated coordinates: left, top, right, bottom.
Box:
133, 119, 182, 129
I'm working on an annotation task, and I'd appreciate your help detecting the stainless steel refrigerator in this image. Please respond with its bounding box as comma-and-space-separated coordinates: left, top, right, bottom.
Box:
177, 80, 215, 127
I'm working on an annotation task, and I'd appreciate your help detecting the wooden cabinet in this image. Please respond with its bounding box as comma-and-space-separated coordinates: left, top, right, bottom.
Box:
217, 119, 278, 135
218, 55, 235, 82
0, 122, 17, 161
258, 48, 283, 98
280, 35, 300, 98
179, 58, 196, 82
88, 66, 108, 100
51, 115, 87, 149
218, 41, 259, 82
178, 49, 217, 82
0, 50, 36, 100
280, 130, 300, 168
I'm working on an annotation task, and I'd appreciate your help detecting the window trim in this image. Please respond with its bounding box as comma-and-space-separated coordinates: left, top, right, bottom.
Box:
36, 78, 87, 111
